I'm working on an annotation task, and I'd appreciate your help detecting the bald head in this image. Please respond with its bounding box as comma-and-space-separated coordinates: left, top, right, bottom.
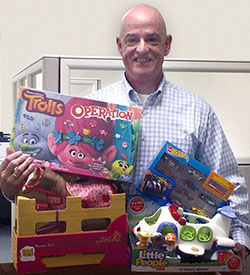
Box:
119, 5, 167, 41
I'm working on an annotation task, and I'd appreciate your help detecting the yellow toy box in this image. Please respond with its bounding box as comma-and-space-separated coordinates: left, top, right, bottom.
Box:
12, 193, 127, 274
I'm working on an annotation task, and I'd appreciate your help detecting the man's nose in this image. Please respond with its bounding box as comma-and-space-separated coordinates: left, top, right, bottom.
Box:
136, 39, 149, 53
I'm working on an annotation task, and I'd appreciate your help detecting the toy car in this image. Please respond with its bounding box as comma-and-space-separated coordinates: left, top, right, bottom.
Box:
187, 167, 204, 181
199, 193, 216, 207
142, 173, 168, 198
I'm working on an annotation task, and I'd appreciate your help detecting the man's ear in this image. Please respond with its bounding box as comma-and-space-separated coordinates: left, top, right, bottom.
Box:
164, 34, 172, 56
116, 37, 122, 56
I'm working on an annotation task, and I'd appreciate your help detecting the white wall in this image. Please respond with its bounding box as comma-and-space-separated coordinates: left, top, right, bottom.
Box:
1, 0, 250, 159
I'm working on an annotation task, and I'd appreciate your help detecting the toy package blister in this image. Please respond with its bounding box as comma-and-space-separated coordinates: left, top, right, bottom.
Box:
136, 141, 236, 218
9, 87, 141, 183
129, 202, 242, 273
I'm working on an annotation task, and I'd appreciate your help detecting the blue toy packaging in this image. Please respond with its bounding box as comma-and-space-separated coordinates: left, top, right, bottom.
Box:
128, 142, 241, 273
136, 141, 236, 218
8, 87, 141, 183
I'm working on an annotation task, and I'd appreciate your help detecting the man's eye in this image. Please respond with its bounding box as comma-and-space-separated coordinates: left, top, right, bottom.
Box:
126, 38, 138, 46
148, 37, 159, 45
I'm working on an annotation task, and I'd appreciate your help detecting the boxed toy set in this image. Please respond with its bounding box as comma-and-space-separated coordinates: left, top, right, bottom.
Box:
126, 141, 241, 273
9, 87, 141, 183
137, 141, 236, 218
13, 193, 128, 273
128, 197, 242, 273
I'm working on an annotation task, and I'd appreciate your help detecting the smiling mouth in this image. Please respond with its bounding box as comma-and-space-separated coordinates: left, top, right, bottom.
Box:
135, 57, 151, 63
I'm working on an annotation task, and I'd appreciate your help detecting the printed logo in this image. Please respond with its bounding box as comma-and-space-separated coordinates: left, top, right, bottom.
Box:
70, 104, 134, 121
22, 89, 65, 117
95, 231, 122, 244
167, 145, 189, 162
129, 196, 145, 213
20, 246, 35, 262
227, 255, 241, 270
136, 250, 168, 268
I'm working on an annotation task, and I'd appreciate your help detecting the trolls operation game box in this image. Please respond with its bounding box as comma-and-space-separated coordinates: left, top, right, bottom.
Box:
9, 87, 141, 183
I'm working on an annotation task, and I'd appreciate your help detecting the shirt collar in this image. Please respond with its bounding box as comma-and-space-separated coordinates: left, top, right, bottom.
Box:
121, 73, 166, 107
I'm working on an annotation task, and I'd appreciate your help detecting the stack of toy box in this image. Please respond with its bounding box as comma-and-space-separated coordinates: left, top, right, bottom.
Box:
127, 141, 242, 273
10, 87, 142, 273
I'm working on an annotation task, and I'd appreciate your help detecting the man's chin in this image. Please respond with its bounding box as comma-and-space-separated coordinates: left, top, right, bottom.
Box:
132, 69, 154, 78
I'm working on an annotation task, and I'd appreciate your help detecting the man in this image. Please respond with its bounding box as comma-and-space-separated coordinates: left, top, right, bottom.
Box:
0, 4, 249, 267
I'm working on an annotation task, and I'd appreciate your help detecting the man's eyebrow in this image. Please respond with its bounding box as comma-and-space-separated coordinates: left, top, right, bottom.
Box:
124, 33, 137, 39
125, 32, 160, 36
146, 32, 161, 37
123, 32, 161, 42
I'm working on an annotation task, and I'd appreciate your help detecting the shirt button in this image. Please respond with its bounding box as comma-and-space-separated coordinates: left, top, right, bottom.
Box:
140, 162, 144, 167
141, 136, 145, 141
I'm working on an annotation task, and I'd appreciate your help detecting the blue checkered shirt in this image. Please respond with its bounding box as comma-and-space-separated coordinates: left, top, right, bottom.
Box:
87, 74, 250, 250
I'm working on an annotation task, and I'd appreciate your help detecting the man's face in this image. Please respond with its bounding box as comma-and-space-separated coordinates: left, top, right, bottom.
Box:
117, 11, 172, 84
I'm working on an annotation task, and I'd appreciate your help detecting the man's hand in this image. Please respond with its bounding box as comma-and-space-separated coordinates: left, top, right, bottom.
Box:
0, 151, 34, 200
233, 242, 248, 267
213, 243, 248, 275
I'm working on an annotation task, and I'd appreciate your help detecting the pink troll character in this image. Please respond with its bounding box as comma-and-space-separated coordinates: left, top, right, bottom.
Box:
47, 98, 117, 170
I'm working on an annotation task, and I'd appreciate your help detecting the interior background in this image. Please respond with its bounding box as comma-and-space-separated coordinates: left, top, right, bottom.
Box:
1, 0, 250, 160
